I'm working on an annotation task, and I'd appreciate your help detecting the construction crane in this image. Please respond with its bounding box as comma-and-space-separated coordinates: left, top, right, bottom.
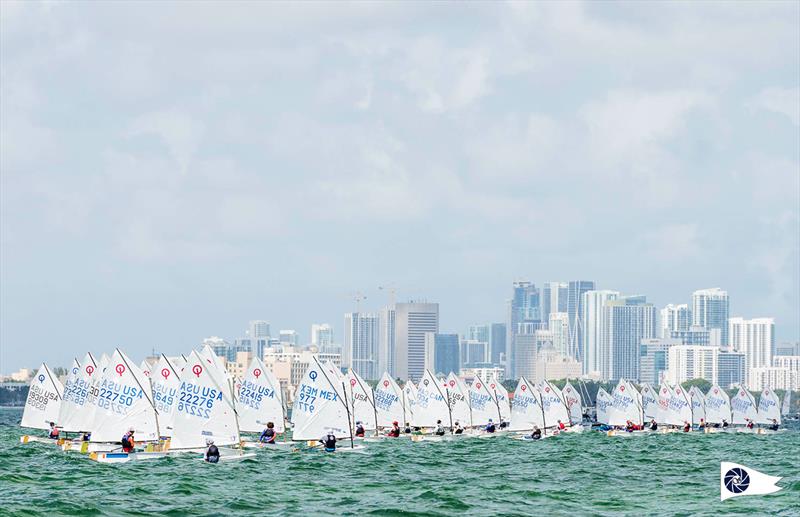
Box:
348, 291, 367, 312
378, 284, 397, 306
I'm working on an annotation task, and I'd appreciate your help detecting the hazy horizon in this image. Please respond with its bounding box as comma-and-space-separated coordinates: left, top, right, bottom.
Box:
2, 1, 799, 372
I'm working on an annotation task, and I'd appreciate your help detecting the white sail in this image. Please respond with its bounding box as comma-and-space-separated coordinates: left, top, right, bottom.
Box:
413, 370, 449, 428
640, 383, 659, 422
656, 383, 672, 425
630, 381, 644, 424
489, 378, 511, 423
756, 387, 781, 425
689, 387, 706, 425
324, 360, 344, 382
151, 354, 181, 437
346, 370, 376, 431
290, 356, 350, 440
237, 357, 285, 433
731, 386, 758, 425
781, 391, 791, 416
58, 353, 99, 433
444, 373, 471, 426
667, 385, 692, 426
89, 349, 159, 443
21, 363, 63, 430
170, 350, 239, 449
467, 378, 496, 427
540, 382, 570, 428
608, 380, 640, 426
374, 373, 404, 428
704, 385, 731, 424
402, 380, 417, 426
509, 377, 544, 431
198, 345, 232, 390
596, 387, 612, 425
139, 360, 152, 379
563, 382, 583, 425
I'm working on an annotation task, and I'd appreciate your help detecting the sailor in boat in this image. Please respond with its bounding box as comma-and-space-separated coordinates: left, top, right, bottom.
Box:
355, 421, 366, 438
387, 421, 401, 437
453, 421, 464, 435
485, 419, 496, 433
530, 426, 542, 440
434, 420, 446, 436
682, 421, 691, 433
768, 419, 779, 431
557, 420, 566, 432
320, 431, 337, 452
204, 439, 220, 463
121, 428, 136, 453
745, 419, 754, 430
48, 422, 60, 440
259, 422, 276, 444
82, 432, 91, 442
499, 417, 508, 429
625, 420, 635, 432
722, 419, 729, 429
649, 419, 658, 431
698, 419, 706, 431
403, 422, 412, 434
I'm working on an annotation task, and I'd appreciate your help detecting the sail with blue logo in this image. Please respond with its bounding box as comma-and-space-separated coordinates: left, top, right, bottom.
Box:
608, 379, 642, 426
756, 388, 780, 425
150, 354, 181, 437
781, 391, 791, 417
346, 369, 376, 431
540, 381, 570, 428
374, 373, 404, 428
89, 349, 159, 443
595, 387, 612, 425
170, 350, 240, 449
731, 386, 758, 425
21, 363, 64, 430
467, 378, 495, 427
236, 357, 285, 433
640, 383, 658, 422
689, 386, 706, 425
668, 385, 692, 426
509, 377, 544, 431
444, 372, 471, 427
290, 356, 349, 440
412, 370, 449, 428
704, 384, 731, 424
489, 377, 511, 423
58, 353, 98, 433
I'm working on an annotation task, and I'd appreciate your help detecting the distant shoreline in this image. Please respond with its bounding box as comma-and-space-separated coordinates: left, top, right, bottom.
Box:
0, 405, 23, 409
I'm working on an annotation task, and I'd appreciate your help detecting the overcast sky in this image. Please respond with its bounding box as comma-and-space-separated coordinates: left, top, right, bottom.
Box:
1, 1, 798, 372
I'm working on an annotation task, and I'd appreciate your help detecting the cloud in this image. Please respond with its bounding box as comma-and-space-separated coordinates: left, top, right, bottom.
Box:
749, 87, 800, 125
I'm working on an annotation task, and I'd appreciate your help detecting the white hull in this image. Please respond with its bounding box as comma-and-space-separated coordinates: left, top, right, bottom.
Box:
19, 435, 60, 445
89, 451, 169, 464
242, 440, 294, 450
201, 452, 257, 463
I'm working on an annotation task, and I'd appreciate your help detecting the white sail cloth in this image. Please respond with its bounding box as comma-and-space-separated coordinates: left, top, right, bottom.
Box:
704, 385, 731, 424
290, 356, 350, 440
21, 363, 63, 430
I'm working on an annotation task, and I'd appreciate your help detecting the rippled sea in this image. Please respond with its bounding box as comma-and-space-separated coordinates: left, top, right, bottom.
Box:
1, 408, 798, 516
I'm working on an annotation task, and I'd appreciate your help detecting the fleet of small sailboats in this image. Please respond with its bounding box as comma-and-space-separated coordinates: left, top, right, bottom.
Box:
18, 349, 797, 463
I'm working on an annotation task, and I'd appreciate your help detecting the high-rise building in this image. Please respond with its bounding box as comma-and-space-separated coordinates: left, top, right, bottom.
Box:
279, 330, 299, 346
202, 336, 230, 360
514, 333, 537, 381
394, 302, 439, 381
692, 288, 729, 347
541, 282, 568, 322
468, 325, 490, 343
490, 323, 506, 365
460, 339, 489, 367
507, 281, 540, 377
549, 312, 569, 356
378, 305, 396, 376
601, 295, 657, 381
729, 317, 775, 387
424, 333, 460, 376
343, 312, 380, 380
773, 355, 800, 372
717, 351, 746, 388
533, 346, 582, 384
776, 342, 800, 356
667, 345, 719, 385
568, 280, 596, 363
670, 326, 711, 346
639, 338, 681, 385
747, 367, 798, 391
311, 324, 334, 352
581, 290, 620, 376
660, 304, 691, 338
249, 320, 270, 339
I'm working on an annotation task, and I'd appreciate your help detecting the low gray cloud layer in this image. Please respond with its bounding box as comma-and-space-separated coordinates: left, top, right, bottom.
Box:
1, 1, 798, 370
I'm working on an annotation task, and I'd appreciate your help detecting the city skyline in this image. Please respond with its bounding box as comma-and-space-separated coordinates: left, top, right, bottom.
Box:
2, 3, 798, 373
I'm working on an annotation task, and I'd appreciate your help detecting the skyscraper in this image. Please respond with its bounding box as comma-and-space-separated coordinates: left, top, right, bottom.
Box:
468, 324, 490, 343
248, 320, 270, 360
718, 351, 746, 388
343, 312, 380, 380
639, 338, 680, 385
568, 280, 596, 362
601, 295, 657, 381
394, 302, 439, 381
549, 312, 569, 356
378, 305, 396, 376
729, 317, 775, 387
692, 288, 729, 347
279, 330, 298, 346
581, 290, 620, 376
311, 323, 336, 354
490, 323, 506, 366
660, 304, 691, 338
424, 333, 460, 376
507, 281, 540, 377
541, 282, 568, 322
667, 345, 719, 385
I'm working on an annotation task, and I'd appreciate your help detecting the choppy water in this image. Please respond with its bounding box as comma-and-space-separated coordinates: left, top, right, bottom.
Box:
1, 408, 798, 516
